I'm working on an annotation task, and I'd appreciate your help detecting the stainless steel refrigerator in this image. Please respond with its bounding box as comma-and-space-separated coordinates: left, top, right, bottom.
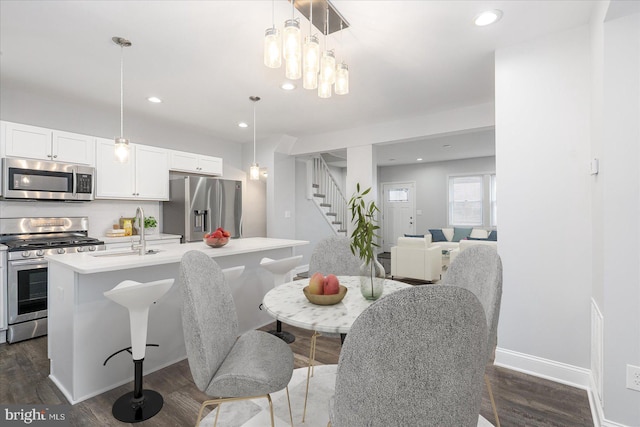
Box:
163, 176, 242, 242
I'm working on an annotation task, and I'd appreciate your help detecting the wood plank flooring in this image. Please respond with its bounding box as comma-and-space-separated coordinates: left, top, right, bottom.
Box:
0, 325, 593, 426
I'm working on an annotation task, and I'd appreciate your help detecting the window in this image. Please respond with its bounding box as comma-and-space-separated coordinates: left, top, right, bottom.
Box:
490, 174, 497, 227
387, 187, 409, 202
448, 176, 483, 226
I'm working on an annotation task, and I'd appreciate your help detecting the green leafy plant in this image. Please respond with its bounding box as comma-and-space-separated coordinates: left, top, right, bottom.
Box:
348, 183, 380, 265
143, 216, 157, 228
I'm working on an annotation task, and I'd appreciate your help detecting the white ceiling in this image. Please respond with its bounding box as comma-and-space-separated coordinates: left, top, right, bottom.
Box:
0, 1, 595, 160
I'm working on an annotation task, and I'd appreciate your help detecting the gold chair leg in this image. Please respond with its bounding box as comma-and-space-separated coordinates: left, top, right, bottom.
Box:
213, 402, 222, 427
485, 374, 500, 427
285, 386, 294, 427
303, 331, 320, 422
266, 394, 275, 427
195, 394, 275, 427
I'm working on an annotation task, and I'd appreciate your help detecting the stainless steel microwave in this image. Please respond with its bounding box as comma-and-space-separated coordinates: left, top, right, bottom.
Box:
1, 158, 95, 201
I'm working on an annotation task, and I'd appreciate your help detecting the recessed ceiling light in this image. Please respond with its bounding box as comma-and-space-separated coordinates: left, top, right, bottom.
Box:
416, 158, 423, 162
474, 9, 503, 26
281, 82, 296, 91
238, 122, 249, 128
147, 96, 162, 103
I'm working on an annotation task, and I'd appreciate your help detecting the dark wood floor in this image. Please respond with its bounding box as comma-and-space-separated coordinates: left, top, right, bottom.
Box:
0, 325, 593, 426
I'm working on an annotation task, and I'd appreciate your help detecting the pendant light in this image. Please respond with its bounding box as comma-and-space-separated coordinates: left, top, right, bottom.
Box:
335, 22, 349, 95
283, 0, 301, 80
303, 0, 319, 90
112, 36, 131, 163
264, 0, 281, 68
318, 6, 334, 98
249, 96, 261, 181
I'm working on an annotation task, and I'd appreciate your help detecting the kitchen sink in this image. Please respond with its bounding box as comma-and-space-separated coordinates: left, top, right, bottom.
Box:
92, 249, 162, 258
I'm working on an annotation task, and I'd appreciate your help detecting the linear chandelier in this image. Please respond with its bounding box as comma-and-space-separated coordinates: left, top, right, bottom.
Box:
264, 0, 349, 98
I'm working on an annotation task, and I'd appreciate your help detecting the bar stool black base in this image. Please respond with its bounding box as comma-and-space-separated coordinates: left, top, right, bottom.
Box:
268, 330, 296, 344
112, 389, 163, 423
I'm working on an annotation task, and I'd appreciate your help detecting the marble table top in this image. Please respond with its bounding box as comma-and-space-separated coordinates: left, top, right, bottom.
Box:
262, 276, 411, 334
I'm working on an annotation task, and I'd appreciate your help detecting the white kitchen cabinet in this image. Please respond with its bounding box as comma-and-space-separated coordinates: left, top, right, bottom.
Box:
169, 149, 222, 176
0, 250, 6, 343
1, 121, 95, 165
95, 139, 169, 200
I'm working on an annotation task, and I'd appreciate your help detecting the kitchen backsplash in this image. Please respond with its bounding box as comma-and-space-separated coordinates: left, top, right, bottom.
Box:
0, 199, 161, 238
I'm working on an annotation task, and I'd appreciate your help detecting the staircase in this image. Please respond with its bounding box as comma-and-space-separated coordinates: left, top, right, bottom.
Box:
311, 156, 348, 236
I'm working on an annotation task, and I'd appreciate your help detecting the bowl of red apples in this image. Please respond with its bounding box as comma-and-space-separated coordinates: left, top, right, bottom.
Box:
203, 228, 230, 248
303, 273, 347, 305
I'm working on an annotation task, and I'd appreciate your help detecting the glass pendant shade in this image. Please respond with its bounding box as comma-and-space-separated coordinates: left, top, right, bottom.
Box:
335, 62, 349, 95
115, 137, 130, 163
283, 19, 301, 60
320, 50, 336, 85
264, 27, 282, 68
303, 68, 318, 89
303, 35, 320, 73
285, 55, 302, 80
318, 76, 332, 98
250, 163, 260, 180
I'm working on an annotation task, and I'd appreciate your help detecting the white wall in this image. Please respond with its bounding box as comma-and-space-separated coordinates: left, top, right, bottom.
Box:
600, 10, 640, 425
495, 24, 592, 376
378, 156, 496, 232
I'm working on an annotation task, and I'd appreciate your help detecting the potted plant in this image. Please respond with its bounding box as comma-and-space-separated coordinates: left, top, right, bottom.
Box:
143, 216, 157, 234
348, 183, 385, 300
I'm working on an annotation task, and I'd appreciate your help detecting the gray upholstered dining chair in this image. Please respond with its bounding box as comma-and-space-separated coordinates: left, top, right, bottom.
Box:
308, 235, 361, 276
329, 285, 489, 427
442, 244, 503, 427
179, 250, 294, 427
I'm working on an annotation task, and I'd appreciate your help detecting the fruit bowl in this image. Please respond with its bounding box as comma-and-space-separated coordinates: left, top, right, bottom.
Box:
303, 285, 348, 305
203, 237, 229, 248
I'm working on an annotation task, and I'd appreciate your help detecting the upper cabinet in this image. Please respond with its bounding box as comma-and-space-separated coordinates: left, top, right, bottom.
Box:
1, 121, 95, 165
169, 149, 222, 176
95, 138, 169, 200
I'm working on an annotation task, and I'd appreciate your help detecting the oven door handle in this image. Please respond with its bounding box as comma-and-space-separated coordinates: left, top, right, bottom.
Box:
8, 259, 48, 268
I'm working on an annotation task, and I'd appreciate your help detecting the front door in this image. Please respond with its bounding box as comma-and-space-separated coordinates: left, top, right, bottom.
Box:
381, 182, 416, 252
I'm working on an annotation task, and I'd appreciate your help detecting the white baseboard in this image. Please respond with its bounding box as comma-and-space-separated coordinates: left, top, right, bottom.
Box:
495, 348, 635, 427
494, 347, 591, 390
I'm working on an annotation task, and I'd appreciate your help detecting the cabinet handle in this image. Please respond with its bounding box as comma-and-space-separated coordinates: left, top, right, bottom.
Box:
53, 155, 58, 159
47, 154, 52, 158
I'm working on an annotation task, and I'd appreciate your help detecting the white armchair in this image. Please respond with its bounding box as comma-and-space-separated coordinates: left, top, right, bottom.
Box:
391, 236, 442, 282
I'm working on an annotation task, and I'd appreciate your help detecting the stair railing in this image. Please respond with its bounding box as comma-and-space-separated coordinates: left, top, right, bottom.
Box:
312, 156, 348, 234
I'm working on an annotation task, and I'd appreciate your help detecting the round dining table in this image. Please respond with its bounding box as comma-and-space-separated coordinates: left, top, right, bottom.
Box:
262, 275, 411, 336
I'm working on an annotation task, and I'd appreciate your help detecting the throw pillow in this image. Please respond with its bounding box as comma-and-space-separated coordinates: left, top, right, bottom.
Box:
428, 229, 446, 242
442, 228, 454, 241
452, 227, 473, 242
404, 234, 425, 238
488, 230, 498, 241
470, 228, 489, 239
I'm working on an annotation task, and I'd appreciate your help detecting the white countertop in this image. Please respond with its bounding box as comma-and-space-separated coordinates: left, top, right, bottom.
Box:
0, 244, 6, 251
100, 233, 182, 244
45, 237, 309, 274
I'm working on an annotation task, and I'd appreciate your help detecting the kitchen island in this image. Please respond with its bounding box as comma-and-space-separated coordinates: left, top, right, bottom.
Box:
45, 237, 308, 404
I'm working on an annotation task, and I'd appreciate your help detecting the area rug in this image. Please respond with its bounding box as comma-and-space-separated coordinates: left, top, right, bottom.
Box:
200, 365, 494, 427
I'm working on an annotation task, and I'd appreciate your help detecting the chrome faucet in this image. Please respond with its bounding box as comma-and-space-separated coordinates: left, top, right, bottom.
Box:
132, 206, 147, 255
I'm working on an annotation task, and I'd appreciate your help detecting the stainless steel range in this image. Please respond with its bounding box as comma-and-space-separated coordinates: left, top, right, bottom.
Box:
0, 217, 105, 343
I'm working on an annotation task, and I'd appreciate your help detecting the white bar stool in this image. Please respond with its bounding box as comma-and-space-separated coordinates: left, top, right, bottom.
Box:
103, 278, 174, 423
222, 265, 245, 282
260, 255, 303, 344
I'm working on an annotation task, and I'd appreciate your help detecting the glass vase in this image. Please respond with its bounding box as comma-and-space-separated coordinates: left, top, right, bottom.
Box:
359, 255, 385, 300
